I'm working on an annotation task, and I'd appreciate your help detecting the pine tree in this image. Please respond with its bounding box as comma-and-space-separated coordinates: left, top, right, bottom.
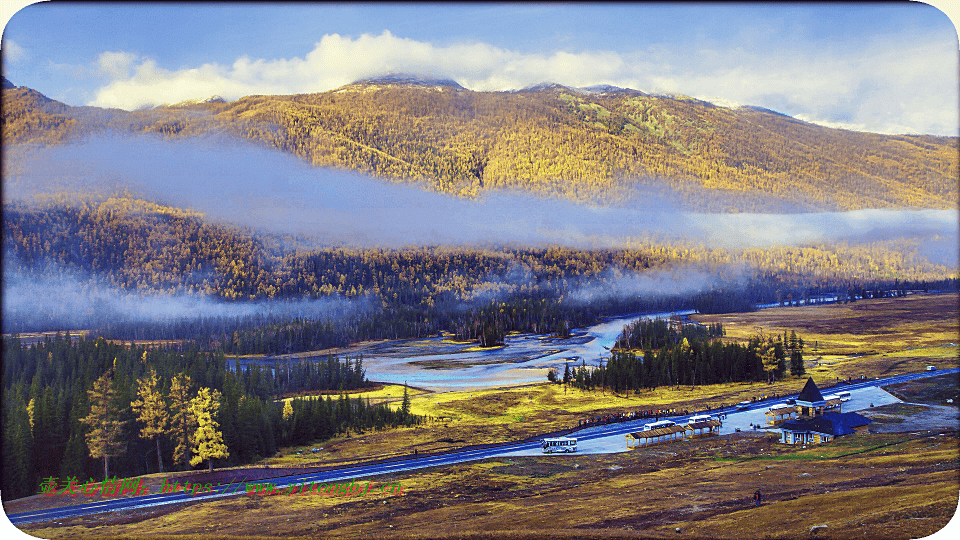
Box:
790, 350, 806, 377
59, 387, 89, 481
168, 374, 196, 468
2, 394, 35, 500
80, 371, 127, 480
189, 387, 229, 471
400, 385, 411, 424
131, 368, 168, 473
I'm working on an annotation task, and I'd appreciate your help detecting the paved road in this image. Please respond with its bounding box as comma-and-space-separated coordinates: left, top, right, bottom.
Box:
7, 367, 957, 526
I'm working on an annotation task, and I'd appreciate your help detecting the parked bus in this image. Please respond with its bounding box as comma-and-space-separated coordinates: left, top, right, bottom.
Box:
687, 414, 715, 424
836, 391, 851, 402
541, 437, 577, 453
822, 395, 842, 410
642, 420, 676, 431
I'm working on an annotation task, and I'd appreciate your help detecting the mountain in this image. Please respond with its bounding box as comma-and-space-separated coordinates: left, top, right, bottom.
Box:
2, 77, 957, 211
578, 84, 645, 97
352, 73, 465, 89
168, 95, 228, 108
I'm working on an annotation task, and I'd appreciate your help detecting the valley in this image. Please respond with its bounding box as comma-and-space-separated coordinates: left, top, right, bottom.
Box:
6, 294, 958, 539
2, 10, 958, 535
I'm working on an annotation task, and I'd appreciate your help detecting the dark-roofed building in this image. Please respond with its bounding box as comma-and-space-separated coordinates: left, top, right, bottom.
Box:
779, 412, 872, 445
778, 377, 870, 444
796, 377, 827, 417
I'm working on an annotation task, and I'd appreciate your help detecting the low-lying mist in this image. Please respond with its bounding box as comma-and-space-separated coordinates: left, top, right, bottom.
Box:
1, 258, 371, 335
4, 135, 956, 256
3, 134, 957, 334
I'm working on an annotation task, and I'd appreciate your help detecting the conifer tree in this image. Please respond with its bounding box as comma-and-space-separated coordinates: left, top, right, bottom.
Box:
790, 349, 806, 377
131, 368, 168, 473
80, 371, 127, 480
2, 394, 35, 500
59, 387, 89, 481
400, 384, 411, 424
189, 387, 229, 471
168, 374, 196, 468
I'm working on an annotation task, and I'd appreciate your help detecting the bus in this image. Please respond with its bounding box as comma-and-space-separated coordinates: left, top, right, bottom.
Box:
642, 420, 676, 431
541, 437, 577, 453
822, 395, 842, 410
836, 391, 851, 402
736, 401, 752, 411
688, 414, 715, 424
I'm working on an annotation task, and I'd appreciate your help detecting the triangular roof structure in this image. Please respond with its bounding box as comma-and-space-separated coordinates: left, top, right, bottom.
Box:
797, 377, 825, 403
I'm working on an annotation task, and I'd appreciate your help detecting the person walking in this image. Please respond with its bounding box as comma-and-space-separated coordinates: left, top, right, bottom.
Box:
754, 488, 762, 507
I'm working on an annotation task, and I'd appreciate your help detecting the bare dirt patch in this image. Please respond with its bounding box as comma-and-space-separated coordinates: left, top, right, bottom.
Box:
863, 403, 959, 433
883, 372, 960, 407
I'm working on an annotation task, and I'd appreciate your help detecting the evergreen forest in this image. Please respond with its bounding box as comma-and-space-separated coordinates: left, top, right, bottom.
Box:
1, 334, 418, 501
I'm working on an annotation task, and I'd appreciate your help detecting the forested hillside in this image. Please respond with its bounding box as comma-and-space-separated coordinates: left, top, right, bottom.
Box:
3, 77, 956, 211
4, 197, 954, 350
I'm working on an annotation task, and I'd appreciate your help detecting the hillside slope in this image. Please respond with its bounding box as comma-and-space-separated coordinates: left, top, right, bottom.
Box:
2, 79, 957, 211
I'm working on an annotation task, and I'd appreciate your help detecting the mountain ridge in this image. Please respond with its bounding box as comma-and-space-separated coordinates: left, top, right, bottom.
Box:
2, 78, 956, 212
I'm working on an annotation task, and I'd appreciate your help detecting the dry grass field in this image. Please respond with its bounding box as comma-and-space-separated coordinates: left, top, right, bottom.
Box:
22, 428, 957, 539
10, 293, 959, 539
693, 293, 958, 358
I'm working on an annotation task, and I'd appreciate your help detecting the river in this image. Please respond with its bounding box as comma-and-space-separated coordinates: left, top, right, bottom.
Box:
235, 309, 697, 392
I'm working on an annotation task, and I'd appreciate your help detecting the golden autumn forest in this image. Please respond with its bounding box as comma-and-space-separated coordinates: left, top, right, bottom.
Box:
2, 74, 956, 350
3, 75, 957, 211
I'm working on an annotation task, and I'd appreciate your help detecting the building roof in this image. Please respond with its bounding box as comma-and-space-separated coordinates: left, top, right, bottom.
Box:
780, 412, 872, 437
835, 411, 871, 429
685, 419, 721, 430
796, 377, 825, 404
627, 425, 687, 439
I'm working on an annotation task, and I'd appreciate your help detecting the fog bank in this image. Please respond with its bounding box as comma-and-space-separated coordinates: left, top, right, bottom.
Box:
1, 259, 370, 334
4, 135, 956, 262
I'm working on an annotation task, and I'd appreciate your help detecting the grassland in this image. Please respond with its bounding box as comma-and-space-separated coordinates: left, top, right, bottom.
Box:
10, 293, 959, 538
22, 430, 957, 539
279, 383, 429, 404
693, 293, 958, 358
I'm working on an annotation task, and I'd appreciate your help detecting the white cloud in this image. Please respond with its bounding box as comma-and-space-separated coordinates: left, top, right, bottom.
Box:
96, 51, 137, 79
86, 30, 957, 135
1, 39, 27, 64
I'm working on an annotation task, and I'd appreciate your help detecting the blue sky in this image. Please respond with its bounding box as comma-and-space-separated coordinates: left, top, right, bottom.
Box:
1, 1, 958, 135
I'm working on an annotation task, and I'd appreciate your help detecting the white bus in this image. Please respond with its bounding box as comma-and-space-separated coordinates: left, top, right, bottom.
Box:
642, 420, 676, 431
836, 391, 851, 402
736, 401, 752, 411
822, 395, 842, 410
688, 414, 715, 424
541, 437, 577, 453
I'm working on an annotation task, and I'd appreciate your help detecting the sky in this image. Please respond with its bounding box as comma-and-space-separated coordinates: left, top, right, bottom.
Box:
1, 1, 958, 136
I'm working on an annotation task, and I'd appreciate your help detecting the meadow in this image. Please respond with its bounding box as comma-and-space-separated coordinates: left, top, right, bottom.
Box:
22, 430, 957, 539
10, 293, 958, 538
